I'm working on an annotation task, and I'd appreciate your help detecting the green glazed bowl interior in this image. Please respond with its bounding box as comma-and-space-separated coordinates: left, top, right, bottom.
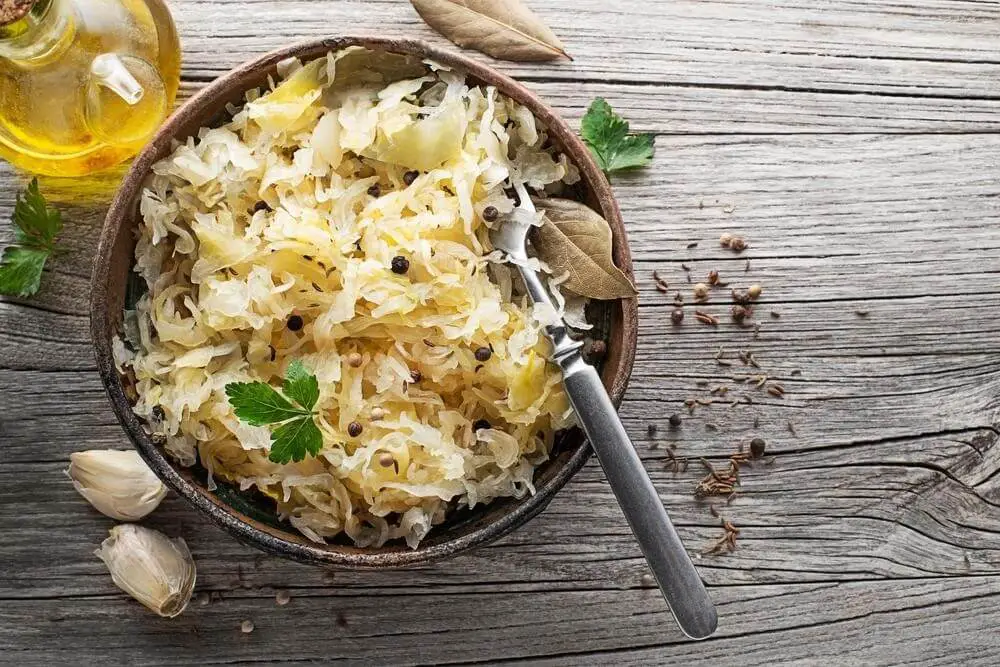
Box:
91, 36, 638, 569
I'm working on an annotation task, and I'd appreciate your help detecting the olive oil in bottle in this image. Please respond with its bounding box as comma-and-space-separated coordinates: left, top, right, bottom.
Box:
0, 0, 181, 176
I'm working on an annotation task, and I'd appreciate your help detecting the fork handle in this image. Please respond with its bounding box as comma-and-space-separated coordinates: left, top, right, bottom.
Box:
558, 353, 718, 640
513, 263, 717, 640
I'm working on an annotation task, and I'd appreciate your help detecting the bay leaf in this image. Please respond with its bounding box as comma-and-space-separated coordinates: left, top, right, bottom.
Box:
410, 0, 571, 63
531, 198, 637, 300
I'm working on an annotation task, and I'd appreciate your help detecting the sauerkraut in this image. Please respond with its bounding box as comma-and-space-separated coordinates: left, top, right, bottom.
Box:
122, 47, 587, 548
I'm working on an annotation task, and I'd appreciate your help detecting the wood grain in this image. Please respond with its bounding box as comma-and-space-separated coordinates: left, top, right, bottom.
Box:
2, 0, 1000, 663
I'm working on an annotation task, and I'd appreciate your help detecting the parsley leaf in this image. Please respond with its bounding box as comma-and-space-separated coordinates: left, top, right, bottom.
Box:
0, 247, 49, 298
580, 98, 655, 174
225, 381, 307, 426
282, 359, 320, 411
0, 179, 63, 297
225, 360, 324, 464
268, 416, 323, 464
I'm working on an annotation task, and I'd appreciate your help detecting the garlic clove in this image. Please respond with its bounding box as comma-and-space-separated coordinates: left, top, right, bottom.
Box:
95, 524, 196, 618
66, 449, 167, 521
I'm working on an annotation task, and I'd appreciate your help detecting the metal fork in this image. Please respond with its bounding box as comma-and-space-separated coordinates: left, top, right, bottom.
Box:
491, 212, 718, 640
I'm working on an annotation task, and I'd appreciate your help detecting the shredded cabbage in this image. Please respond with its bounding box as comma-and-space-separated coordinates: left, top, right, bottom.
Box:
125, 47, 588, 548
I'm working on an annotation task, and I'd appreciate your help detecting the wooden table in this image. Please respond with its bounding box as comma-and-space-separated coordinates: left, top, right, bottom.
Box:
3, 1, 1000, 664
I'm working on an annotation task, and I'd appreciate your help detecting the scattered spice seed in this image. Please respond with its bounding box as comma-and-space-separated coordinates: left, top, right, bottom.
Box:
730, 305, 749, 323
286, 314, 304, 331
732, 374, 748, 382
693, 283, 709, 301
742, 394, 754, 404
723, 204, 735, 214
855, 310, 870, 317
791, 369, 802, 376
482, 205, 499, 222
707, 269, 720, 285
275, 590, 291, 606
647, 423, 658, 437
473, 418, 491, 431
709, 385, 729, 396
787, 420, 797, 436
241, 620, 255, 634
653, 270, 670, 293
670, 308, 684, 325
370, 407, 387, 421
748, 353, 761, 369
586, 340, 607, 360
754, 374, 768, 388
367, 183, 381, 198
695, 310, 719, 326
696, 379, 710, 387
744, 259, 750, 273
346, 352, 363, 368
767, 385, 785, 398
378, 452, 396, 469
770, 310, 781, 319
730, 237, 747, 252
705, 423, 719, 431
474, 346, 492, 362
409, 370, 422, 383
403, 170, 420, 185
748, 284, 762, 300
669, 414, 682, 428
390, 255, 410, 274
687, 242, 698, 249
348, 421, 363, 437
750, 437, 766, 458
719, 233, 732, 248
252, 200, 270, 213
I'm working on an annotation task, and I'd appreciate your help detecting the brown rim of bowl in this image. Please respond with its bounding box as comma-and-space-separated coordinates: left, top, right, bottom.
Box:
91, 36, 638, 569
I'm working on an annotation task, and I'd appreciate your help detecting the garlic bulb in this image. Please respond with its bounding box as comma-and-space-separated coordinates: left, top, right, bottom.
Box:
95, 524, 196, 618
67, 449, 167, 521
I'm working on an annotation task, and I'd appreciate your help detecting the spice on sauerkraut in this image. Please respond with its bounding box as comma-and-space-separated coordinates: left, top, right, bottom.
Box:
121, 46, 588, 548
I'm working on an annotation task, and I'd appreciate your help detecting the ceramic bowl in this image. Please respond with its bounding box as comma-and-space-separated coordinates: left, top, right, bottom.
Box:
91, 36, 638, 568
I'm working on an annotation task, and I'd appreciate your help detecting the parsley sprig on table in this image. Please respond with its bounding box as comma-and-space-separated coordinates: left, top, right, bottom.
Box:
581, 98, 655, 174
226, 360, 323, 464
0, 179, 63, 297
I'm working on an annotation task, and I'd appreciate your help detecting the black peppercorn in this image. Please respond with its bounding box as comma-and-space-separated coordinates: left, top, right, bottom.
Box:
473, 418, 491, 431
391, 255, 410, 274
348, 421, 363, 437
409, 370, 422, 383
367, 183, 381, 198
731, 305, 749, 323
474, 346, 492, 362
152, 405, 165, 421
252, 200, 270, 213
750, 437, 766, 458
403, 170, 419, 186
668, 414, 682, 428
482, 205, 499, 222
286, 314, 304, 331
671, 308, 684, 325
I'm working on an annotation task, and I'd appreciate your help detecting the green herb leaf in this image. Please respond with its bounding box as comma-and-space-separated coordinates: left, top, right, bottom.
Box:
0, 179, 63, 298
268, 416, 323, 464
13, 179, 62, 249
580, 98, 654, 174
283, 359, 320, 411
225, 381, 308, 426
225, 360, 326, 465
0, 246, 49, 298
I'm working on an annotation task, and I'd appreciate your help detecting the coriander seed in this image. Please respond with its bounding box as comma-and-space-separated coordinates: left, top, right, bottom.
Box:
693, 282, 709, 300
730, 236, 747, 252
750, 437, 766, 458
482, 205, 499, 222
348, 421, 363, 437
719, 233, 732, 247
370, 407, 387, 421
671, 308, 684, 325
286, 314, 304, 331
346, 352, 363, 368
474, 346, 492, 362
390, 255, 410, 274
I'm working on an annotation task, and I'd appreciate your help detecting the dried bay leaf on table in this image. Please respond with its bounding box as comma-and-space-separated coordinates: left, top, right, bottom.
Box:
409, 0, 570, 62
531, 197, 637, 300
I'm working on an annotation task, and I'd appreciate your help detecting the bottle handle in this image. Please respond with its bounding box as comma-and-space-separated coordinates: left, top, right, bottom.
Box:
90, 53, 144, 105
